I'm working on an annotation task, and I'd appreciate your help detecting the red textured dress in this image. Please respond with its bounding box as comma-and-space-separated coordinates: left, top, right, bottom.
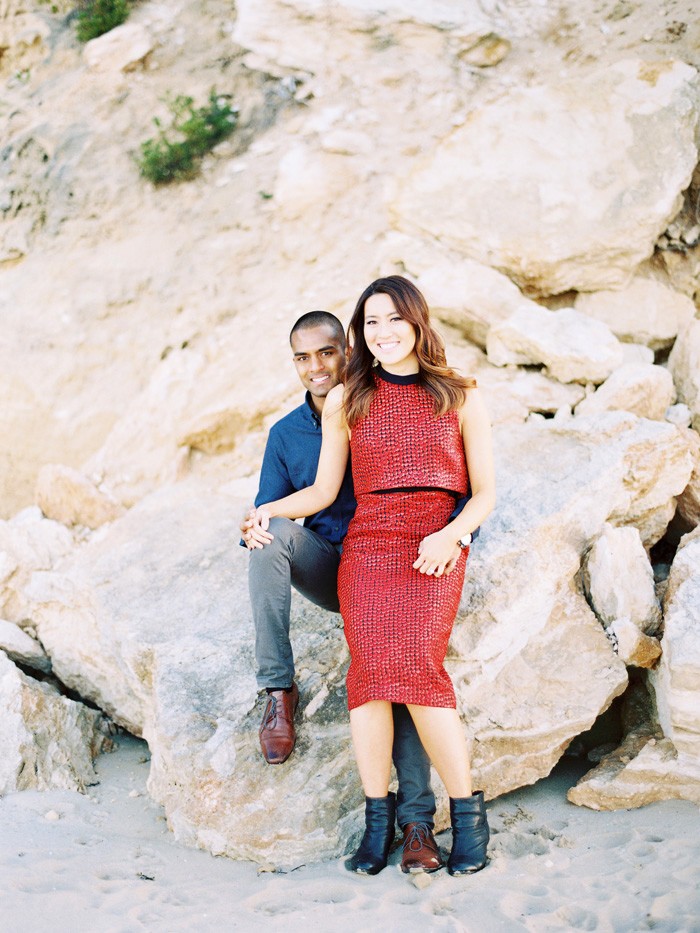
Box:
338, 367, 469, 710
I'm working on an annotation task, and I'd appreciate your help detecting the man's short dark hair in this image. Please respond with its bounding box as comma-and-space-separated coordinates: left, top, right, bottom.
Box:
289, 311, 346, 346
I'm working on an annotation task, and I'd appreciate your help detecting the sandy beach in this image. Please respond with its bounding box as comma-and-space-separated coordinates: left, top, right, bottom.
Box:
2, 735, 699, 933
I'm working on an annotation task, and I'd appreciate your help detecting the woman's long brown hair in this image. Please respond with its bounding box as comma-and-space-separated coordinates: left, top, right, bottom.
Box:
344, 276, 477, 427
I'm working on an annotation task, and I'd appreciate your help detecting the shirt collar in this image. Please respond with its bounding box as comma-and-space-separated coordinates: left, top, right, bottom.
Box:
304, 391, 322, 426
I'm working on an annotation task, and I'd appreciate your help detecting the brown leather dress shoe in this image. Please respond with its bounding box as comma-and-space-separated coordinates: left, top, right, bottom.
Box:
259, 684, 299, 764
401, 822, 444, 873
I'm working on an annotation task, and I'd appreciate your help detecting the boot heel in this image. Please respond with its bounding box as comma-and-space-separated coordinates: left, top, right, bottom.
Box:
448, 791, 489, 876
346, 792, 396, 875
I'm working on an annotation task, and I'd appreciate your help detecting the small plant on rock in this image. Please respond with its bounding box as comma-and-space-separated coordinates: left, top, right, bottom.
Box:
75, 0, 130, 43
136, 91, 239, 185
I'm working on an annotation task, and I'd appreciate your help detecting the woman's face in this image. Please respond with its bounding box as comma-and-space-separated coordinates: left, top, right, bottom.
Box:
363, 293, 418, 374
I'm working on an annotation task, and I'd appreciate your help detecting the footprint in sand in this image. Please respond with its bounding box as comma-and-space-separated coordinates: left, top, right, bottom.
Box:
490, 830, 550, 859
550, 903, 598, 930
73, 836, 105, 847
245, 879, 361, 916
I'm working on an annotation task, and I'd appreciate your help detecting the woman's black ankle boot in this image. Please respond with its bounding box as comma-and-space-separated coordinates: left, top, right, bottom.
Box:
346, 792, 397, 875
448, 791, 489, 876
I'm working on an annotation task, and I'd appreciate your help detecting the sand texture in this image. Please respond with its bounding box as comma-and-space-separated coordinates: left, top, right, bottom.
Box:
2, 735, 699, 933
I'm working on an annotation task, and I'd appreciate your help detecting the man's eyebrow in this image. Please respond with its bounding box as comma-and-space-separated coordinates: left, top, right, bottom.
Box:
293, 345, 336, 357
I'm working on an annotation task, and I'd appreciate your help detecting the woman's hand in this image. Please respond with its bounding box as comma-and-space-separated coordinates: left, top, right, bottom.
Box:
242, 506, 274, 550
413, 530, 463, 577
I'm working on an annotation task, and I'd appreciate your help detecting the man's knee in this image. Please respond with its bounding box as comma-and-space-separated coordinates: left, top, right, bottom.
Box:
249, 516, 297, 562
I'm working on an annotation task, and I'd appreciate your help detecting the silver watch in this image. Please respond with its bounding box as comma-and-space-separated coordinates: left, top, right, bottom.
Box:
457, 533, 472, 549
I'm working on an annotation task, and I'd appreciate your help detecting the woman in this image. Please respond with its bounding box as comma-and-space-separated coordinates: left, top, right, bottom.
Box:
254, 276, 495, 876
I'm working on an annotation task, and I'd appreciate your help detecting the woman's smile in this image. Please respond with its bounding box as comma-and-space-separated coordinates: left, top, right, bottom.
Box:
364, 293, 418, 375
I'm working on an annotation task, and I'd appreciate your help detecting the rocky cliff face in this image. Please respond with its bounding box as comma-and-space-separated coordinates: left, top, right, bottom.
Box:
1, 0, 700, 863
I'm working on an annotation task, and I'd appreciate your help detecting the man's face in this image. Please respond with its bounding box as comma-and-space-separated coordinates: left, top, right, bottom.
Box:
290, 324, 346, 409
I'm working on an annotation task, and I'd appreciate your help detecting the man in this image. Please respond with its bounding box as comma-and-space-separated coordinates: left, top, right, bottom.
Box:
241, 310, 447, 873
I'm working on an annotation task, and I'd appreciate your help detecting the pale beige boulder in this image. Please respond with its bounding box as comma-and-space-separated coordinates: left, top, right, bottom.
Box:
570, 530, 700, 809
374, 232, 540, 348
676, 427, 700, 529
608, 618, 662, 669
391, 60, 700, 296
668, 319, 700, 432
568, 736, 700, 809
83, 324, 298, 507
574, 364, 675, 421
651, 529, 700, 762
23, 412, 694, 861
584, 524, 661, 634
486, 306, 624, 385
0, 652, 105, 794
0, 617, 51, 673
666, 403, 692, 429
0, 507, 74, 624
26, 484, 359, 863
233, 0, 495, 75
575, 278, 696, 351
35, 464, 124, 530
620, 344, 655, 366
83, 23, 154, 73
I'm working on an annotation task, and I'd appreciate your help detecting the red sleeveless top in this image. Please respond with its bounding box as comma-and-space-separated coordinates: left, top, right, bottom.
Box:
351, 368, 468, 496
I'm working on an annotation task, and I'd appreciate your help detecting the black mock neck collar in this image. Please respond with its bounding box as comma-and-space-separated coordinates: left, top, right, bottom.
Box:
376, 365, 420, 386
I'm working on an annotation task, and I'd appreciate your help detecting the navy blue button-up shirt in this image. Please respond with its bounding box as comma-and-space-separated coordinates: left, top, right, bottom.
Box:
255, 393, 356, 546
254, 392, 477, 547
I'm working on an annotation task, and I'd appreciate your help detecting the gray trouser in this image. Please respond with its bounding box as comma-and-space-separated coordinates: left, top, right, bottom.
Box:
249, 516, 436, 827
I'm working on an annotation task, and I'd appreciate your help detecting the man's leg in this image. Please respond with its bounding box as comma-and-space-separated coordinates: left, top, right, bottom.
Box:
249, 516, 340, 690
249, 516, 339, 763
392, 704, 442, 873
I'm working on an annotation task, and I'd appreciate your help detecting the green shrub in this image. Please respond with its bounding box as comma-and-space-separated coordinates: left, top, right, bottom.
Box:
137, 91, 239, 185
76, 0, 130, 42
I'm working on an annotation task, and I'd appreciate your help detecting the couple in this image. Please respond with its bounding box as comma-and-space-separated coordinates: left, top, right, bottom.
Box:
241, 275, 495, 877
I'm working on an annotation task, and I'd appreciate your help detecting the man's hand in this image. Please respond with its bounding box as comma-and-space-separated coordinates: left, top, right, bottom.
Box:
240, 506, 274, 550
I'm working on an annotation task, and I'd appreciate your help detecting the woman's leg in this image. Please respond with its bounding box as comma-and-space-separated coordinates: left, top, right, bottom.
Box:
346, 700, 396, 874
349, 700, 394, 796
407, 704, 489, 875
405, 705, 472, 798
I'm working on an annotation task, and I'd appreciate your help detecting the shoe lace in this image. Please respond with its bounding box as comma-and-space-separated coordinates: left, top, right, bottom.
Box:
263, 694, 278, 728
404, 822, 432, 853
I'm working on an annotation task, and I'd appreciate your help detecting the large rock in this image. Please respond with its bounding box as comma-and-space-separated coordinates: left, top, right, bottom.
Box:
668, 319, 700, 433
391, 60, 700, 296
0, 652, 105, 794
583, 523, 661, 634
83, 327, 298, 507
0, 507, 74, 624
35, 464, 124, 530
486, 306, 624, 384
21, 412, 694, 862
0, 617, 51, 673
676, 426, 700, 529
575, 364, 675, 421
651, 529, 700, 761
26, 483, 357, 864
83, 23, 153, 73
575, 277, 696, 351
450, 414, 690, 793
570, 529, 700, 808
234, 0, 562, 78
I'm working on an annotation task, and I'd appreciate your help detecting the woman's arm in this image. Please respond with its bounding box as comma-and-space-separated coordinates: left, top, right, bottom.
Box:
250, 385, 350, 545
413, 387, 495, 575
